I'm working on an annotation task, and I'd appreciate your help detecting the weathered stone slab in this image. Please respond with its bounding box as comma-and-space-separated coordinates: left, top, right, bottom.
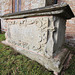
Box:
5, 16, 66, 57
2, 16, 68, 73
1, 3, 74, 19
1, 3, 74, 74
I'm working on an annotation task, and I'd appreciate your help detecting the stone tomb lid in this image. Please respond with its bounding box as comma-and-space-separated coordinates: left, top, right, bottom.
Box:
1, 3, 74, 19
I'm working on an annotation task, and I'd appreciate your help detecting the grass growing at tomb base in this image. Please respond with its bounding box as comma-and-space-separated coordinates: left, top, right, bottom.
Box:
0, 33, 75, 75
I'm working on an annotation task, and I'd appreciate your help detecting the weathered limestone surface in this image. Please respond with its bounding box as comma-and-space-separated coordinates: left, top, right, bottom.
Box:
5, 16, 66, 57
1, 3, 74, 74
2, 16, 67, 72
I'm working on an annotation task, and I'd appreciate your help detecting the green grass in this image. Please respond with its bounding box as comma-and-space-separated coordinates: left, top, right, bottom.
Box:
0, 33, 75, 75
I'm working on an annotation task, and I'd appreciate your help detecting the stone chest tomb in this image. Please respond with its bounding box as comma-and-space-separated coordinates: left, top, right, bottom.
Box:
1, 1, 74, 74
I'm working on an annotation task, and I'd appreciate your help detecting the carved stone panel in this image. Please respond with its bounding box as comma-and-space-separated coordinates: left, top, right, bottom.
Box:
5, 16, 66, 58
6, 17, 49, 54
3, 16, 67, 73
